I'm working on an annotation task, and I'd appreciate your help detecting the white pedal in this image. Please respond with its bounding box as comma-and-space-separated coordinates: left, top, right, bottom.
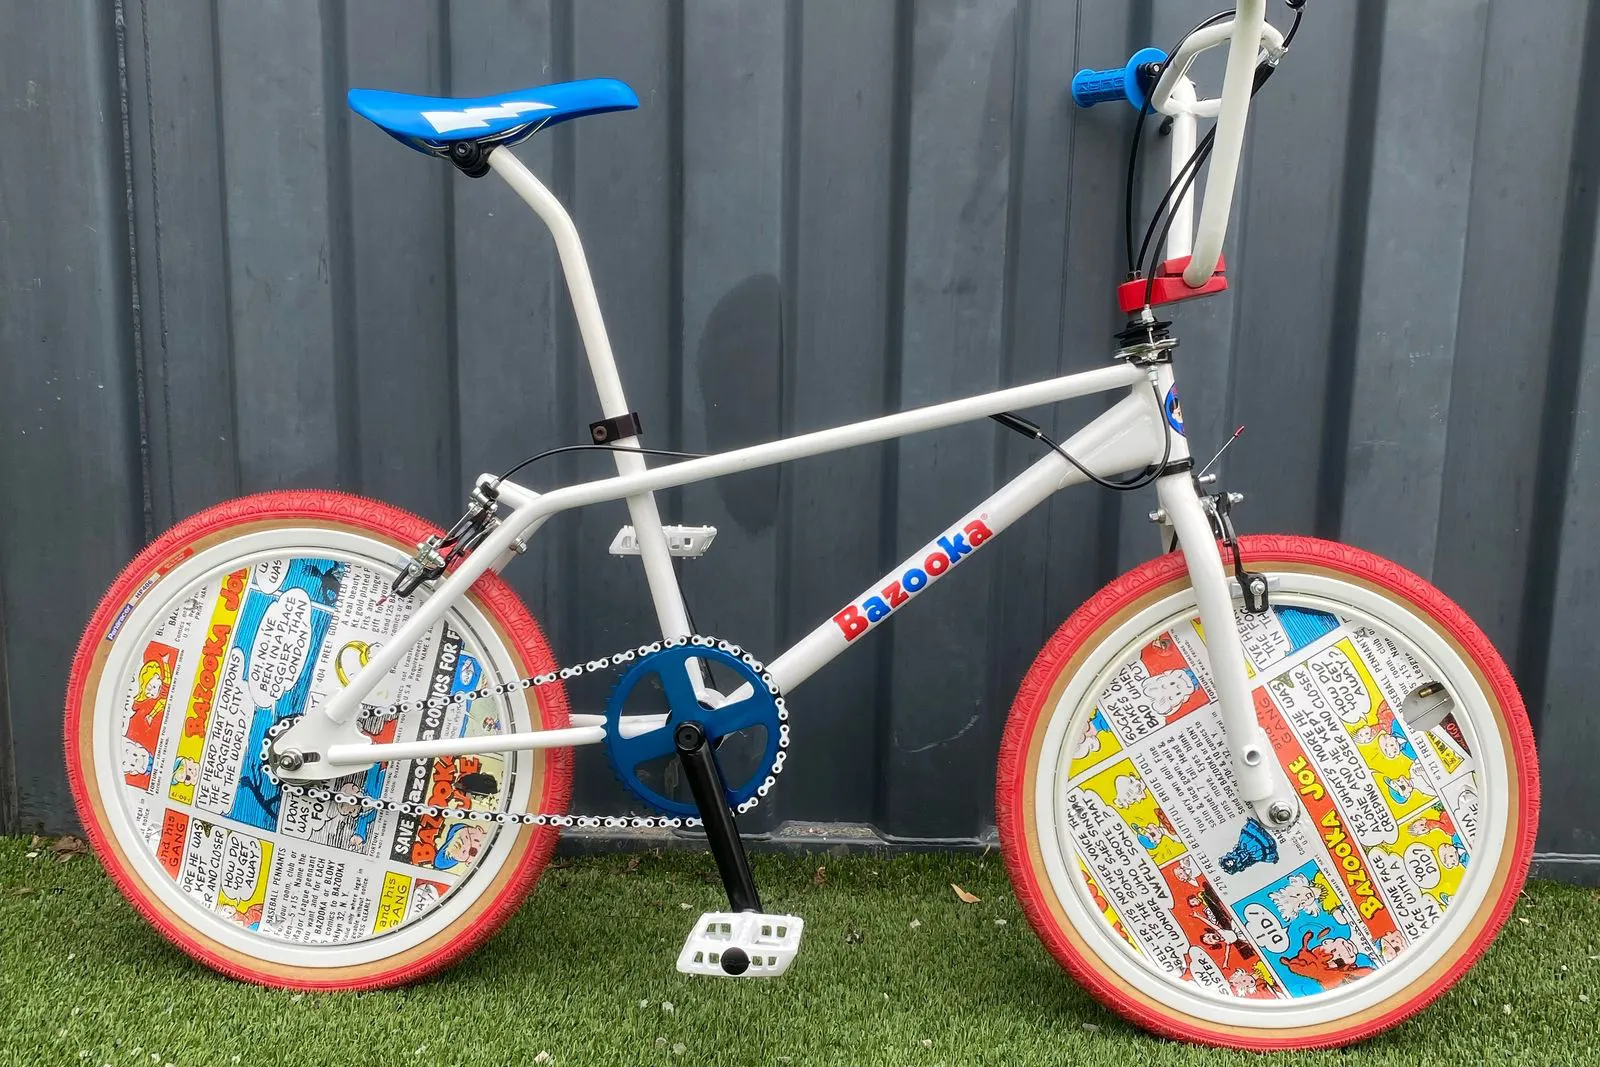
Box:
609, 525, 718, 558
676, 912, 803, 978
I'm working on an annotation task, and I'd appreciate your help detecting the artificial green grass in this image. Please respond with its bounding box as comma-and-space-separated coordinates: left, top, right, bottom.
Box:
1, 837, 1595, 1066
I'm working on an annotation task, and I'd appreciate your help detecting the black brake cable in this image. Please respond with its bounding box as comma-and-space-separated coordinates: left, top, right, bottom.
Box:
991, 379, 1173, 493
1041, 12, 1234, 492
1283, 3, 1305, 47
1007, 17, 1229, 491
1124, 94, 1154, 275
1123, 10, 1234, 277
497, 443, 706, 484
487, 13, 1304, 528
1137, 126, 1215, 278
1139, 5, 1303, 307
1143, 133, 1216, 307
1055, 6, 1303, 488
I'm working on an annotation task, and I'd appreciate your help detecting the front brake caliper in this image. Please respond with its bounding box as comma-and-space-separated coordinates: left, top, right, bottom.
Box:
1206, 489, 1269, 615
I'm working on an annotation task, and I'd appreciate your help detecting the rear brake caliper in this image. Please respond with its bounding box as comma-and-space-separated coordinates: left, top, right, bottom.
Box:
392, 479, 522, 597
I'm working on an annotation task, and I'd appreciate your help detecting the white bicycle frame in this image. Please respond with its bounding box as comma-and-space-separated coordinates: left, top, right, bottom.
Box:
277, 4, 1293, 819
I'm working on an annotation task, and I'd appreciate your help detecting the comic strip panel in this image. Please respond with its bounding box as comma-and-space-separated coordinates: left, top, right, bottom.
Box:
165, 567, 251, 810
1237, 861, 1399, 997
1234, 606, 1343, 677
1114, 703, 1326, 904
110, 552, 524, 947
1094, 622, 1216, 747
1064, 604, 1485, 1000
1159, 853, 1283, 1000
1076, 858, 1138, 954
121, 640, 178, 792
1068, 708, 1124, 779
373, 870, 451, 934
1068, 758, 1290, 999
210, 560, 347, 830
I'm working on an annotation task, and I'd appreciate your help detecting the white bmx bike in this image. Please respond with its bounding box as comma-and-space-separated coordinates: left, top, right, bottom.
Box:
65, 1, 1537, 1050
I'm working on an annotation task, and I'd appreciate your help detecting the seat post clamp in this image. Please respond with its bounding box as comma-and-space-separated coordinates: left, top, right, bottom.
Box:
590, 412, 643, 444
447, 139, 492, 178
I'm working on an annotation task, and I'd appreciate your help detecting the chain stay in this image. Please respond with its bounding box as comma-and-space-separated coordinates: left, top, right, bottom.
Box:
262, 635, 789, 831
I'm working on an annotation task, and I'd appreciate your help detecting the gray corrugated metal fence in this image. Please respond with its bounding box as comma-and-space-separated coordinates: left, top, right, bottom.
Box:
2, 0, 1596, 880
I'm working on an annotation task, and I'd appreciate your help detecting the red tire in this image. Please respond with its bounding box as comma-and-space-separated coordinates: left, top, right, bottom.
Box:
996, 535, 1537, 1049
66, 490, 572, 990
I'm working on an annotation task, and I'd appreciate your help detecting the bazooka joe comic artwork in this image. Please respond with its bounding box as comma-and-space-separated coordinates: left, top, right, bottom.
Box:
110, 553, 527, 944
1065, 604, 1479, 1000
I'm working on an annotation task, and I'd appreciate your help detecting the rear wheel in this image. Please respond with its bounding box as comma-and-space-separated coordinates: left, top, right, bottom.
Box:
996, 535, 1537, 1049
65, 491, 571, 989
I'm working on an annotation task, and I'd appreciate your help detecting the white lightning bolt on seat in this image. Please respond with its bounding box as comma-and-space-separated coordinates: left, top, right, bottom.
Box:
422, 101, 556, 134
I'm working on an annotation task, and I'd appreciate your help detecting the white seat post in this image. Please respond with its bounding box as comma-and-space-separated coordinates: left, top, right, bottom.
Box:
486, 146, 692, 642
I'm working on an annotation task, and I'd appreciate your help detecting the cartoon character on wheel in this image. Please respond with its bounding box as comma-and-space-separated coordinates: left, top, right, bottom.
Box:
432, 823, 488, 871
1279, 929, 1376, 988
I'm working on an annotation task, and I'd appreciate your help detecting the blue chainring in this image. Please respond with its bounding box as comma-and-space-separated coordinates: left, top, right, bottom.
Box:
602, 643, 782, 817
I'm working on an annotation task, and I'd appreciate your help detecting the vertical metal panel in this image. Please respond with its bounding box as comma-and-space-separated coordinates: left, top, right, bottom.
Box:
344, 0, 457, 520
779, 0, 900, 825
1045, 0, 1142, 627
987, 0, 1088, 750
883, 0, 1016, 838
123, 0, 239, 526
565, 0, 682, 814
1536, 230, 1600, 876
1224, 1, 1360, 533
676, 1, 788, 832
1520, 0, 1600, 882
3, 0, 1597, 880
215, 0, 347, 489
1432, 0, 1589, 665
1339, 0, 1488, 571
0, 0, 143, 830
0, 571, 15, 831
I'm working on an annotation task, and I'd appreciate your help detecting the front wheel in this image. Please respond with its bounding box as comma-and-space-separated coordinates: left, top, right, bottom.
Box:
996, 535, 1537, 1049
65, 491, 571, 989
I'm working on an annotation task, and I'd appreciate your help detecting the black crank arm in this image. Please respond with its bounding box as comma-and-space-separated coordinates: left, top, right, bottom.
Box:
674, 720, 762, 913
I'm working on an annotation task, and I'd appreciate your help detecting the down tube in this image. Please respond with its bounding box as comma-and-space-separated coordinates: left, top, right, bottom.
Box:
766, 388, 1166, 695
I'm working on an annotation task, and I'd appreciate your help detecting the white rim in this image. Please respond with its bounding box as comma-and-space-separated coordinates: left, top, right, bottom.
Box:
87, 525, 542, 970
1028, 572, 1510, 1029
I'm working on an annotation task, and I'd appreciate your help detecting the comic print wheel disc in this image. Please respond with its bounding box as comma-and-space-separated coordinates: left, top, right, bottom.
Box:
65, 491, 572, 990
996, 535, 1537, 1050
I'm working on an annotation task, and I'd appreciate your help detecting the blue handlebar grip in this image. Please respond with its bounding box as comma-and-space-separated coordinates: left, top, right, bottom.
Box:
1071, 47, 1167, 111
1070, 67, 1129, 108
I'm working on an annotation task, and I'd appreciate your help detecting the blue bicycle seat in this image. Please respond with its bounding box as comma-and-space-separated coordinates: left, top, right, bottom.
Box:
347, 78, 638, 156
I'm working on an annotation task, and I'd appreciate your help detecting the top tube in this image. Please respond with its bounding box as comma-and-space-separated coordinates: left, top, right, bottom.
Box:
498, 363, 1149, 530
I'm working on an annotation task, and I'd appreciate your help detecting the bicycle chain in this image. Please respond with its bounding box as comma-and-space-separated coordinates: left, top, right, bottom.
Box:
261, 635, 789, 831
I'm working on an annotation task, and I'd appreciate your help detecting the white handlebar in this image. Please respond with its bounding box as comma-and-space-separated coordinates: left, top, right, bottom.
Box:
1145, 0, 1281, 287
